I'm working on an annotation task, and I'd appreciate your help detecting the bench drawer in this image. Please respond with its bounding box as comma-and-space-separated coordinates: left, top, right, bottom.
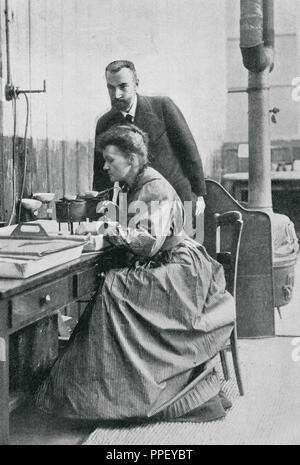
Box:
74, 264, 102, 298
10, 277, 71, 328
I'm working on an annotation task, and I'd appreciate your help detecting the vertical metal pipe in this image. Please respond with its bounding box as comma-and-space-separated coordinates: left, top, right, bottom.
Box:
263, 0, 275, 48
4, 0, 12, 85
240, 0, 274, 211
248, 68, 272, 210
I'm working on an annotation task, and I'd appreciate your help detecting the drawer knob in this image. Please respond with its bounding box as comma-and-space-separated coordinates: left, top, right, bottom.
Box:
41, 294, 51, 305
98, 272, 106, 279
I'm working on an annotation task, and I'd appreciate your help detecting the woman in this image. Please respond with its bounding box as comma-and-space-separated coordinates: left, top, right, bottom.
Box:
35, 124, 235, 422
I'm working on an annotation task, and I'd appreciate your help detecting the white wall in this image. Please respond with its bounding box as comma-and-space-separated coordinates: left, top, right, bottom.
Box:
1, 0, 227, 176
226, 0, 300, 142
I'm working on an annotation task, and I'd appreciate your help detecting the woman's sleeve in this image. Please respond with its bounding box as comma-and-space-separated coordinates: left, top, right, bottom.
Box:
103, 181, 183, 257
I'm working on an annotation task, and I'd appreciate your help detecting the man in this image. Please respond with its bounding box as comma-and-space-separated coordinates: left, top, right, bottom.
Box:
93, 60, 206, 222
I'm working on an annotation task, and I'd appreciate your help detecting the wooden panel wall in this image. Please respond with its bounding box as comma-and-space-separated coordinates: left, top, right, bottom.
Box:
0, 135, 93, 220
0, 0, 229, 222
0, 0, 95, 221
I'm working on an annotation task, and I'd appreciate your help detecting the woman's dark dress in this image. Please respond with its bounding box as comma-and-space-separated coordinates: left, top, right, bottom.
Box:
35, 167, 235, 421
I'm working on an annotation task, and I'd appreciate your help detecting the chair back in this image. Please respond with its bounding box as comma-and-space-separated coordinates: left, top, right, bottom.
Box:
214, 211, 243, 298
271, 146, 294, 171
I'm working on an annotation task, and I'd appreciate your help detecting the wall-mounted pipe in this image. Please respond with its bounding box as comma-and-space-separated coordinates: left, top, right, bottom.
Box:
240, 0, 274, 73
3, 0, 46, 225
240, 0, 275, 211
263, 0, 275, 49
5, 0, 12, 86
4, 0, 46, 101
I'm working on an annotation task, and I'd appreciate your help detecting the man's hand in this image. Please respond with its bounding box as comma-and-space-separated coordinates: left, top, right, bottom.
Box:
195, 196, 206, 215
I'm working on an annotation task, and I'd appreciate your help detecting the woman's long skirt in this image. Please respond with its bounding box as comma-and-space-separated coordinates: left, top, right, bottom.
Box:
35, 240, 235, 421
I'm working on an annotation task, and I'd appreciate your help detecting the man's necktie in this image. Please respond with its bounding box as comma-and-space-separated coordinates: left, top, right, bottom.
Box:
125, 114, 134, 123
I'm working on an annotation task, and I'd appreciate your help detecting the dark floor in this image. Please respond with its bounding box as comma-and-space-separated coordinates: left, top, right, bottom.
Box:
9, 399, 96, 445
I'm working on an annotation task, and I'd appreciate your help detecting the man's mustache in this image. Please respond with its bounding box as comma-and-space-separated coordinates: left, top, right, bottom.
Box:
112, 99, 126, 105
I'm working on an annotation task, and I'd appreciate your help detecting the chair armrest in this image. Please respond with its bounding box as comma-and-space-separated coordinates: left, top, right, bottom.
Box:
216, 251, 232, 266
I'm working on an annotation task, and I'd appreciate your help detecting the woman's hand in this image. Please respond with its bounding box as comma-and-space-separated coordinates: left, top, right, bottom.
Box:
100, 219, 119, 236
75, 219, 119, 236
75, 222, 101, 235
96, 200, 118, 221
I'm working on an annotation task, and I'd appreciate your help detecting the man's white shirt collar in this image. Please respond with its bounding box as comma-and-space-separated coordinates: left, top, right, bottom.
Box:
121, 94, 138, 120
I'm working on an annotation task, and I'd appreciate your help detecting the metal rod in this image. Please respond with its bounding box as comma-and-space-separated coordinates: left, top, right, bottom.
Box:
228, 86, 270, 94
17, 88, 46, 94
17, 81, 47, 95
5, 0, 12, 85
228, 88, 248, 93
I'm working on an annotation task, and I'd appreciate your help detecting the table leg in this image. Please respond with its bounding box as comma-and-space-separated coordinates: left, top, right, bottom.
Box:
0, 333, 9, 444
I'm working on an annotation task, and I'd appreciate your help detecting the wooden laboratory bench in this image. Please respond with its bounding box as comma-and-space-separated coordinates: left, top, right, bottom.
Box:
0, 246, 117, 444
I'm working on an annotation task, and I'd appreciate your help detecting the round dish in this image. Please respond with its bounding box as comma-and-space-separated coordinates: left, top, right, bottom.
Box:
83, 190, 99, 198
33, 192, 55, 202
21, 198, 42, 210
63, 194, 77, 201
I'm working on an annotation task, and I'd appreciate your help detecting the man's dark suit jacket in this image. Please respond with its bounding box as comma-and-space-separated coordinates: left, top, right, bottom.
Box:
93, 94, 206, 202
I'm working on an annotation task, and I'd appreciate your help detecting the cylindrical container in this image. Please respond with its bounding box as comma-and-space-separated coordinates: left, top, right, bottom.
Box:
80, 191, 111, 221
55, 199, 87, 223
272, 212, 299, 308
273, 254, 297, 307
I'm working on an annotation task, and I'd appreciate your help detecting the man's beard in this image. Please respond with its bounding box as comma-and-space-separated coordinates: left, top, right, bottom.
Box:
112, 99, 130, 111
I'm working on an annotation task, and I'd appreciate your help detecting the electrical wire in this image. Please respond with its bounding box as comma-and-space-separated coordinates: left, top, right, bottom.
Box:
7, 96, 17, 226
17, 92, 30, 224
5, 0, 17, 227
5, 0, 33, 226
7, 92, 30, 225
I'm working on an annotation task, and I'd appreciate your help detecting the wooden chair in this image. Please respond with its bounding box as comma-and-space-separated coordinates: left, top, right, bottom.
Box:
271, 146, 294, 171
215, 210, 244, 396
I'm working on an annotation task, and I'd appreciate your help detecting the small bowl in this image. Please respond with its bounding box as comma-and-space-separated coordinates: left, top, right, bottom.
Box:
21, 198, 42, 211
83, 190, 99, 198
62, 194, 77, 201
33, 192, 55, 202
